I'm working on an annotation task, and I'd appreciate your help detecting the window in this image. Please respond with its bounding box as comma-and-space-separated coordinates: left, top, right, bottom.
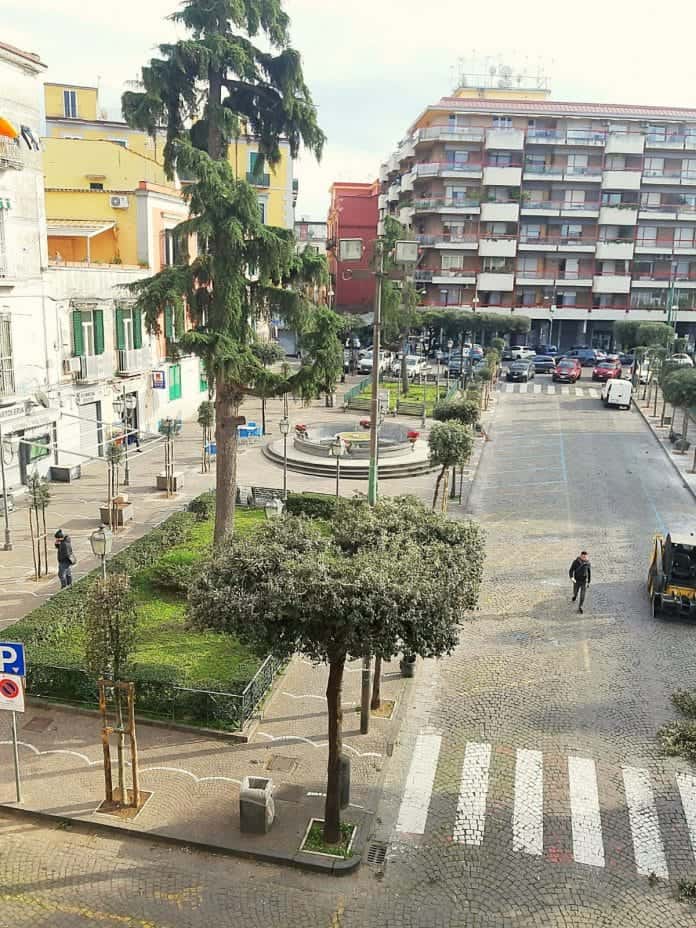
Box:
199, 360, 208, 393
116, 306, 143, 353
89, 182, 104, 191
637, 225, 657, 244
558, 291, 577, 307
493, 116, 512, 129
72, 308, 104, 357
676, 228, 696, 246
641, 192, 661, 208
0, 315, 14, 396
518, 290, 536, 306
258, 199, 266, 224
446, 149, 469, 166
247, 152, 269, 186
601, 192, 622, 206
559, 258, 579, 278
488, 152, 512, 167
647, 125, 666, 143
605, 155, 626, 170
164, 303, 180, 343
441, 254, 464, 270
517, 257, 538, 274
26, 435, 50, 464
482, 257, 508, 271
567, 153, 589, 171
0, 211, 7, 278
564, 189, 586, 205
163, 228, 182, 266
645, 157, 664, 175
169, 363, 182, 401
63, 89, 78, 118
485, 291, 503, 305
560, 223, 582, 240
521, 223, 541, 240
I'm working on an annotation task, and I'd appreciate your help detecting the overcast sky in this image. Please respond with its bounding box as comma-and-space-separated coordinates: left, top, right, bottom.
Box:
6, 0, 696, 219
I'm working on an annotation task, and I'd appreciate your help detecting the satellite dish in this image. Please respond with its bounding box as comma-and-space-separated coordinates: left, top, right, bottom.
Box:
34, 390, 50, 408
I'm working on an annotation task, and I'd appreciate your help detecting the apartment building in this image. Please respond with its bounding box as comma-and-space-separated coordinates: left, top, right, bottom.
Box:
327, 182, 379, 314
379, 84, 696, 349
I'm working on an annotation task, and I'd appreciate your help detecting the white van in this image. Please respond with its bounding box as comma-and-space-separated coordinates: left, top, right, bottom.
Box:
601, 379, 632, 409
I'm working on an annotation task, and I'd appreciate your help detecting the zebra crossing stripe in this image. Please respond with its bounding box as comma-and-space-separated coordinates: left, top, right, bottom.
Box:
453, 741, 492, 846
395, 729, 442, 835
568, 756, 605, 868
622, 766, 669, 879
518, 383, 529, 393
533, 384, 542, 394
677, 773, 696, 862
505, 383, 514, 393
513, 749, 543, 856
561, 386, 570, 395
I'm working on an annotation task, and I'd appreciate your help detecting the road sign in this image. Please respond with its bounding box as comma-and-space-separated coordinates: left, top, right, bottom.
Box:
0, 642, 25, 676
0, 674, 24, 712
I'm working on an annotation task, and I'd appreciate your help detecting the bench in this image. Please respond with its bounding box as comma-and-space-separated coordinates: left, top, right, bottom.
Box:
396, 401, 427, 417
344, 395, 372, 412
247, 486, 284, 508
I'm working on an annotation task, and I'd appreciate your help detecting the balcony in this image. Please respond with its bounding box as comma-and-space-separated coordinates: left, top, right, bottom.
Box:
605, 132, 645, 155
595, 241, 635, 260
378, 163, 389, 183
401, 171, 416, 193
519, 235, 558, 252
479, 201, 520, 223
526, 129, 564, 144
432, 269, 477, 285
246, 171, 270, 187
634, 237, 674, 255
638, 205, 677, 221
515, 270, 555, 286
598, 205, 638, 225
643, 169, 683, 185
593, 274, 632, 294
520, 200, 561, 217
398, 206, 414, 226
398, 139, 415, 161
416, 233, 478, 250
564, 131, 607, 147
522, 164, 563, 181
478, 236, 517, 257
415, 126, 484, 144
118, 347, 151, 375
413, 161, 482, 179
0, 137, 23, 170
412, 197, 480, 215
478, 271, 515, 291
682, 171, 696, 187
555, 271, 593, 287
78, 354, 111, 382
563, 166, 603, 183
387, 183, 400, 202
602, 169, 641, 190
559, 201, 600, 218
485, 128, 524, 151
674, 239, 696, 255
483, 165, 522, 187
645, 133, 688, 151
378, 193, 388, 210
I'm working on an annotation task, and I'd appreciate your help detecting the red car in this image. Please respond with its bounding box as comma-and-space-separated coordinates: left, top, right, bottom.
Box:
553, 358, 582, 383
592, 359, 622, 382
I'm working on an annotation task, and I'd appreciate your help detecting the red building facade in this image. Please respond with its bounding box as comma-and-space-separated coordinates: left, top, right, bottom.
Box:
327, 181, 379, 314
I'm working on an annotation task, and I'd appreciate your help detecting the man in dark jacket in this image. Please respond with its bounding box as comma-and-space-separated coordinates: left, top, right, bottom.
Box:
569, 550, 591, 613
55, 529, 75, 588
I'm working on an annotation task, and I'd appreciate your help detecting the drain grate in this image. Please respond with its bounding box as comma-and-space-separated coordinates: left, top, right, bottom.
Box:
366, 841, 387, 867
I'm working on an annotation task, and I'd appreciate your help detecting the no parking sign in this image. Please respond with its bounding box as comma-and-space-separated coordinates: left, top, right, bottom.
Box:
0, 674, 24, 713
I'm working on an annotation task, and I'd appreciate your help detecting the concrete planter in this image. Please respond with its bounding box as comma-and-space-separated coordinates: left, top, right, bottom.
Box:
299, 818, 356, 858
156, 471, 184, 492
50, 464, 81, 483
99, 503, 134, 527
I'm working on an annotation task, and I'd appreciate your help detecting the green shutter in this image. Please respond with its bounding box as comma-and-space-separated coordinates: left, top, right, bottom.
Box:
132, 309, 143, 349
164, 304, 174, 340
94, 309, 105, 355
72, 311, 84, 357
169, 363, 182, 401
115, 308, 125, 351
199, 360, 208, 393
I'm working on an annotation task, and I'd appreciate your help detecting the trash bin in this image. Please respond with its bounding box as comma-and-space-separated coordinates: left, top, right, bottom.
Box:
239, 776, 275, 834
400, 655, 417, 678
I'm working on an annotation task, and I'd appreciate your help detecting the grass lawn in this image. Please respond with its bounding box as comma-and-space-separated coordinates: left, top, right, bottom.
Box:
359, 381, 451, 412
13, 508, 267, 694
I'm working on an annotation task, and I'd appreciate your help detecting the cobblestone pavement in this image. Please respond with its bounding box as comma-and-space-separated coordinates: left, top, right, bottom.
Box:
4, 384, 696, 925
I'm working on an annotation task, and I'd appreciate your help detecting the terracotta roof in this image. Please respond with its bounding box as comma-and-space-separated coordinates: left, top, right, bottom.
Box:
0, 40, 46, 69
432, 96, 696, 121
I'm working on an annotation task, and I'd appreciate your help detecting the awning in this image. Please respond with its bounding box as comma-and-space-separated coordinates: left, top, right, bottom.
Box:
46, 219, 115, 239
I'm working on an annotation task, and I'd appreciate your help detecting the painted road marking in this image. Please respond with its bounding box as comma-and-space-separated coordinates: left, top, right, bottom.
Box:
453, 741, 492, 846
513, 749, 543, 855
622, 766, 668, 879
560, 386, 570, 395
505, 383, 514, 392
518, 383, 529, 393
677, 773, 696, 862
395, 729, 442, 835
568, 756, 605, 868
533, 384, 542, 394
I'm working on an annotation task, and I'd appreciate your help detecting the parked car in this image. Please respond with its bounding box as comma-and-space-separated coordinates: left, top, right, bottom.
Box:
553, 358, 582, 383
391, 355, 429, 379
563, 348, 601, 367
619, 353, 635, 366
358, 350, 391, 374
671, 353, 695, 368
533, 354, 556, 373
602, 379, 632, 409
447, 352, 472, 377
507, 359, 535, 382
592, 359, 623, 381
469, 347, 484, 364
509, 345, 536, 360
533, 344, 558, 357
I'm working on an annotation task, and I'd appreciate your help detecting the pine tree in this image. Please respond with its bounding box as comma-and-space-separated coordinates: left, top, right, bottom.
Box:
123, 0, 340, 542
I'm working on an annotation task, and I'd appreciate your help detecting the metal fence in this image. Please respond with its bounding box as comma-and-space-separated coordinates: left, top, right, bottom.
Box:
342, 376, 372, 406
26, 653, 282, 732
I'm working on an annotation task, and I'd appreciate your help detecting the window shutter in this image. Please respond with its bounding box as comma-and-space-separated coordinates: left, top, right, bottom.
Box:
132, 309, 143, 349
164, 304, 174, 340
72, 311, 84, 357
115, 307, 125, 351
94, 309, 105, 355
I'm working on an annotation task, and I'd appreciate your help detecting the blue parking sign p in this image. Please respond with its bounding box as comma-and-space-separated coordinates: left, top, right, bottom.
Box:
0, 642, 25, 677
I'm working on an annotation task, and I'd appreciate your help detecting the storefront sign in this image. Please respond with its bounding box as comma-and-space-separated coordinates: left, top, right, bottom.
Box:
0, 404, 23, 421
152, 370, 166, 390
76, 391, 97, 405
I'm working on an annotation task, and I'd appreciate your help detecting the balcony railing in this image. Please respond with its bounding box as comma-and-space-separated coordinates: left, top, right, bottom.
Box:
78, 354, 111, 382
526, 129, 565, 142
0, 137, 23, 170
523, 164, 563, 175
416, 233, 479, 246
633, 270, 696, 281
416, 126, 484, 143
414, 161, 483, 177
413, 197, 480, 211
246, 171, 270, 187
118, 347, 151, 374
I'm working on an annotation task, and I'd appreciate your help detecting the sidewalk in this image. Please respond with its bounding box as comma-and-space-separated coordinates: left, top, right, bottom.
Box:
632, 381, 696, 505
0, 651, 408, 873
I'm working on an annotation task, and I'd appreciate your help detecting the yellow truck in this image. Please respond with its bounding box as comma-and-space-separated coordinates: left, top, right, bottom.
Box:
648, 532, 696, 618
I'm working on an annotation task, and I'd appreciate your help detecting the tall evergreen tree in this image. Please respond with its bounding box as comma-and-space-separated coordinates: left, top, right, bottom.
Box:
123, 0, 340, 542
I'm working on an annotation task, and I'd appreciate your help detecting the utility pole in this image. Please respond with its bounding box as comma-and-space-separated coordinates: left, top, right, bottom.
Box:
0, 423, 12, 551
367, 241, 385, 506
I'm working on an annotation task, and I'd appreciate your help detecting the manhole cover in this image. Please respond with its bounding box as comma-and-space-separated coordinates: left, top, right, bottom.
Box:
366, 841, 387, 867
23, 716, 54, 732
266, 755, 298, 773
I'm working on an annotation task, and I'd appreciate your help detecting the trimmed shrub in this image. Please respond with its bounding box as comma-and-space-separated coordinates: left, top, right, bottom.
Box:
188, 490, 215, 522
151, 549, 199, 593
432, 399, 480, 426
286, 492, 339, 520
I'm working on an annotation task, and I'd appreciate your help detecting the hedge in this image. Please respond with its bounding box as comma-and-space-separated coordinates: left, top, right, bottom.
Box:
285, 491, 342, 520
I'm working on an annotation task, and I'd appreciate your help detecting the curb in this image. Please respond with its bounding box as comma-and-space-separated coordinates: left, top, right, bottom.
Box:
632, 398, 696, 507
460, 396, 498, 514
0, 801, 365, 876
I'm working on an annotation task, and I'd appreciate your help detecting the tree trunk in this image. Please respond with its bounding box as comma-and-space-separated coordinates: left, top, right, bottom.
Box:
324, 655, 346, 844
432, 465, 446, 510
207, 67, 224, 161
261, 396, 267, 436
115, 687, 126, 802
441, 467, 450, 513
450, 465, 457, 499
371, 656, 382, 711
214, 384, 241, 545
401, 339, 409, 396
661, 397, 667, 428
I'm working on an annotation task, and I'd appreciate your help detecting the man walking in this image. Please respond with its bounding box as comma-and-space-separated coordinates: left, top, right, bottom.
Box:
569, 550, 591, 613
54, 529, 75, 588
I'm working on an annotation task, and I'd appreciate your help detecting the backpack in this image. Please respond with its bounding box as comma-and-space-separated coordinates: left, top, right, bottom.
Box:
573, 560, 589, 583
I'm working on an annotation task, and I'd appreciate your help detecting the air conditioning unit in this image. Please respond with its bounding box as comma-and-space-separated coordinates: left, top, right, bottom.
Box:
110, 195, 129, 209
63, 357, 81, 374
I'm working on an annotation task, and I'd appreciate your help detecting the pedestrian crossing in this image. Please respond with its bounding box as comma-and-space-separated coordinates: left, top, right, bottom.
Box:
394, 735, 693, 880
500, 382, 603, 396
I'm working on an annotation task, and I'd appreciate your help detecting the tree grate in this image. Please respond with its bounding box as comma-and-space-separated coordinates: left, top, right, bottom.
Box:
366, 841, 388, 867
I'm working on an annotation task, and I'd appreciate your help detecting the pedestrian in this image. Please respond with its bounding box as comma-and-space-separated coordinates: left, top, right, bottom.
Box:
569, 550, 591, 613
54, 529, 76, 589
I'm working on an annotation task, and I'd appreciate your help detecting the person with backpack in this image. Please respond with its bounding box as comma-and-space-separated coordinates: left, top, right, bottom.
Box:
569, 550, 591, 613
54, 529, 76, 588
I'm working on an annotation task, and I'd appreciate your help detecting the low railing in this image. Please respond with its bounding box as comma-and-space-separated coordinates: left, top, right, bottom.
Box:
343, 375, 372, 406
414, 162, 483, 176
79, 353, 112, 382
118, 346, 151, 374
416, 234, 479, 245
416, 126, 484, 143
413, 198, 480, 210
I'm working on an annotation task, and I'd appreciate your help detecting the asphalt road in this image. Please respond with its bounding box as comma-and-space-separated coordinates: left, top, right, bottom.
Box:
2, 380, 696, 926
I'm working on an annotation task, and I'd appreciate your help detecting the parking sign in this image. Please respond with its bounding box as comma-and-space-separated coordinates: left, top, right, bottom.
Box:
0, 642, 25, 677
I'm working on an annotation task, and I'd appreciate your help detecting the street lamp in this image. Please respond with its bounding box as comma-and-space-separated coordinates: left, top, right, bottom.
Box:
90, 524, 113, 579
113, 390, 137, 487
329, 434, 345, 500
0, 423, 13, 550
279, 414, 290, 501
264, 497, 284, 520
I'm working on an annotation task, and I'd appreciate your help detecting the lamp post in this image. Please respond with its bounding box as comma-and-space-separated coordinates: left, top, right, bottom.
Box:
90, 524, 113, 579
279, 410, 290, 502
113, 389, 137, 487
447, 338, 453, 385
0, 423, 12, 550
330, 434, 345, 500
